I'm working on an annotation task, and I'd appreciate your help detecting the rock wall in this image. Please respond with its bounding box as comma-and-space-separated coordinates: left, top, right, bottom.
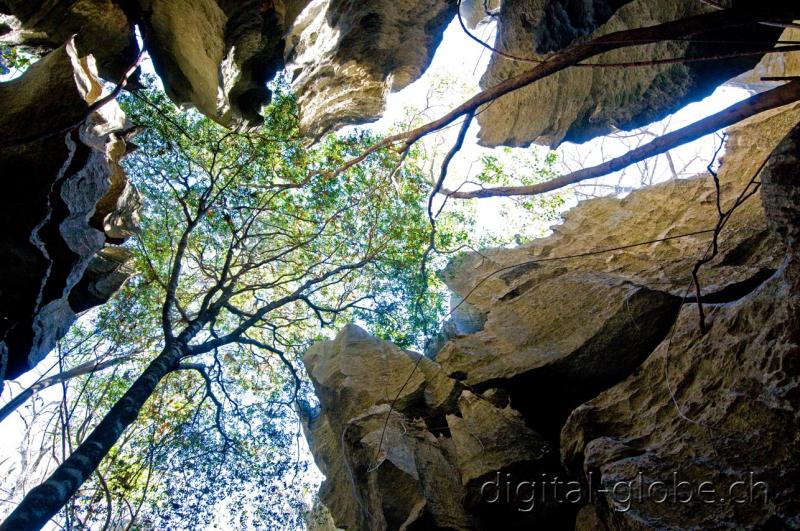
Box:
0, 0, 139, 81
137, 0, 294, 129
302, 103, 800, 529
5, 2, 792, 143
0, 39, 139, 388
475, 0, 784, 147
284, 0, 456, 140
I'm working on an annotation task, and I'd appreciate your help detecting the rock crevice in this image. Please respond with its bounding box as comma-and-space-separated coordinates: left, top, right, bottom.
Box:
0, 39, 139, 387
302, 103, 800, 530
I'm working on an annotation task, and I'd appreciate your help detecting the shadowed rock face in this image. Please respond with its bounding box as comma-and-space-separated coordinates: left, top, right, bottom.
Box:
0, 39, 138, 387
0, 0, 139, 81
561, 262, 800, 530
557, 106, 800, 530
475, 0, 784, 147
0, 0, 457, 134
761, 121, 800, 260
2, 1, 791, 144
301, 104, 800, 529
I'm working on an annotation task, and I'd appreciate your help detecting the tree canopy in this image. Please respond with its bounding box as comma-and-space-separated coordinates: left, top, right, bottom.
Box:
2, 75, 550, 529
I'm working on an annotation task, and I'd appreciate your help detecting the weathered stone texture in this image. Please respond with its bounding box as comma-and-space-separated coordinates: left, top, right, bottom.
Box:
137, 0, 295, 129
0, 0, 138, 81
302, 101, 800, 530
285, 0, 457, 140
4, 0, 793, 146
0, 39, 138, 386
475, 0, 783, 147
302, 325, 471, 530
562, 259, 800, 529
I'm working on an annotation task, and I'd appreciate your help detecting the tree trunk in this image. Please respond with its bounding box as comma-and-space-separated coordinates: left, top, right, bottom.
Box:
0, 343, 184, 531
0, 354, 133, 425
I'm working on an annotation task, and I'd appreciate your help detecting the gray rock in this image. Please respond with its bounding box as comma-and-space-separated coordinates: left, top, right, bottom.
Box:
137, 0, 298, 129
761, 122, 800, 260
0, 0, 139, 81
303, 325, 471, 530
561, 260, 800, 529
475, 0, 784, 147
0, 39, 137, 386
301, 101, 800, 530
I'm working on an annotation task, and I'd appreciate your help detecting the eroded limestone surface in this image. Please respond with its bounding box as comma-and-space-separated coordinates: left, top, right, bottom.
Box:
0, 39, 138, 386
302, 103, 800, 529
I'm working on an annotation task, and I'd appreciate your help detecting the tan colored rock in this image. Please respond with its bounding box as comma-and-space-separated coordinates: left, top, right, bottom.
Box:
138, 0, 295, 129
447, 390, 550, 487
304, 324, 459, 422
285, 0, 456, 140
137, 0, 227, 123
732, 28, 800, 90
0, 39, 138, 386
433, 103, 798, 441
561, 259, 800, 529
303, 326, 572, 529
475, 0, 786, 147
303, 325, 470, 530
761, 121, 800, 259
444, 104, 800, 314
560, 105, 800, 530
302, 99, 800, 531
301, 105, 800, 530
437, 272, 680, 389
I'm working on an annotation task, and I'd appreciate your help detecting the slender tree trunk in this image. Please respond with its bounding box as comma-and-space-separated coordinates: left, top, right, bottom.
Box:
0, 354, 132, 425
0, 343, 184, 531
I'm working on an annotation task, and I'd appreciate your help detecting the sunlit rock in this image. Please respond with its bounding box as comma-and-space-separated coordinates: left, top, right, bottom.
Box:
302, 101, 800, 530
285, 0, 457, 140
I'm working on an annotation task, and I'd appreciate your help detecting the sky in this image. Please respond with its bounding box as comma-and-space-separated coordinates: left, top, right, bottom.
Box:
0, 8, 757, 529
349, 15, 750, 243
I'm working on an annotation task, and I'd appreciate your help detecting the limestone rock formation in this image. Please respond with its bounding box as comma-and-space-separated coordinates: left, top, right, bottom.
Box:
0, 0, 138, 81
559, 104, 800, 526
732, 27, 800, 90
137, 0, 299, 129
303, 325, 471, 530
1, 0, 458, 135
761, 121, 800, 259
0, 0, 308, 130
5, 0, 792, 147
0, 39, 139, 386
302, 102, 800, 529
446, 390, 549, 490
475, 0, 784, 147
561, 259, 800, 530
555, 107, 800, 530
284, 0, 457, 140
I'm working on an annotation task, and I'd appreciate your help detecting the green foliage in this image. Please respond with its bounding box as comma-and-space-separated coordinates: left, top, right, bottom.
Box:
44, 75, 470, 528
121, 76, 453, 349
20, 66, 567, 528
0, 44, 31, 76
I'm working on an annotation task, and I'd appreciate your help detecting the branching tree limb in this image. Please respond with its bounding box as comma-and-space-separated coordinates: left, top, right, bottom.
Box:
328, 5, 800, 179
441, 80, 800, 198
0, 354, 132, 425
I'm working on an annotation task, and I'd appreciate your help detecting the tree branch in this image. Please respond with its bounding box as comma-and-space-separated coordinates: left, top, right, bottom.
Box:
442, 80, 800, 198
